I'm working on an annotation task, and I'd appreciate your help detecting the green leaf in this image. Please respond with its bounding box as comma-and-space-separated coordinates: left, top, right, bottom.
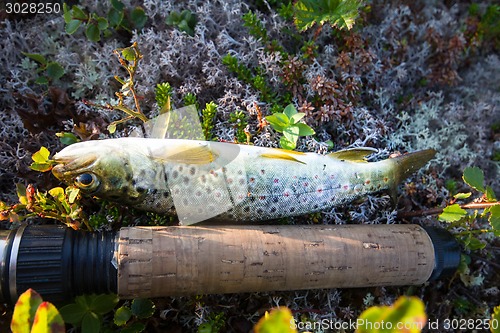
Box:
289, 112, 305, 125
16, 183, 27, 205
90, 294, 119, 315
438, 204, 467, 222
295, 123, 315, 136
130, 7, 147, 30
63, 3, 72, 23
31, 302, 65, 333
485, 186, 497, 202
266, 113, 289, 132
254, 307, 296, 333
35, 76, 49, 85
283, 103, 297, 119
85, 23, 101, 42
32, 147, 50, 163
489, 204, 500, 231
283, 125, 300, 145
463, 234, 486, 251
46, 62, 65, 80
279, 135, 296, 150
59, 303, 87, 324
111, 0, 125, 11
131, 298, 155, 319
22, 52, 47, 65
56, 132, 79, 145
453, 192, 472, 200
66, 187, 80, 204
492, 305, 500, 333
114, 306, 132, 326
96, 17, 109, 31
107, 123, 117, 134
462, 166, 485, 192
81, 312, 101, 333
121, 47, 137, 62
108, 8, 124, 27
357, 296, 427, 333
30, 162, 53, 172
72, 5, 88, 20
48, 187, 65, 202
66, 19, 82, 34
11, 289, 43, 333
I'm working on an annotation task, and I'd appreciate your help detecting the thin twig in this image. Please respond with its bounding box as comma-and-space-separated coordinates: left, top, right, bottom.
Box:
398, 202, 499, 219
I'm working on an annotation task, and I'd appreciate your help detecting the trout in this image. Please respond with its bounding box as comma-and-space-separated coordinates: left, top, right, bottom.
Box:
52, 138, 435, 225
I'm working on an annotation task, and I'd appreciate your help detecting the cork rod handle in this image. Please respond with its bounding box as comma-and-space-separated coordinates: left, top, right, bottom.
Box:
117, 224, 436, 298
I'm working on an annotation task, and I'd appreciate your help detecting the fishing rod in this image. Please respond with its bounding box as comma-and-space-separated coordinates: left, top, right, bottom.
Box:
0, 223, 460, 304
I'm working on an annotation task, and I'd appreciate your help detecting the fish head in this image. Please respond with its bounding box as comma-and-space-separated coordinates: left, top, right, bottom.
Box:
52, 140, 147, 202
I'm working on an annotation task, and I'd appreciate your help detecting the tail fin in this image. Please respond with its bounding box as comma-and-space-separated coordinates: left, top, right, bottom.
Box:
393, 149, 436, 184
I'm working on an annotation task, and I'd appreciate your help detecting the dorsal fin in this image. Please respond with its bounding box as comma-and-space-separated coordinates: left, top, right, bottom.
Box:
260, 149, 306, 164
327, 147, 378, 162
151, 142, 219, 165
149, 140, 241, 166
163, 145, 218, 164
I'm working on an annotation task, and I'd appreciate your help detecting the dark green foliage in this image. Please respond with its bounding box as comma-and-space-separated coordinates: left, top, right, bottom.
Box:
243, 11, 268, 42
22, 52, 65, 84
201, 101, 218, 140
60, 294, 119, 333
155, 82, 172, 110
222, 54, 278, 105
63, 1, 147, 42
183, 92, 199, 109
166, 10, 197, 36
229, 110, 249, 143
266, 104, 315, 150
293, 0, 365, 32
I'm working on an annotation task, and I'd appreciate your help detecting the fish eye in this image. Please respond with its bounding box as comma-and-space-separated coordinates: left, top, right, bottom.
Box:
75, 173, 99, 190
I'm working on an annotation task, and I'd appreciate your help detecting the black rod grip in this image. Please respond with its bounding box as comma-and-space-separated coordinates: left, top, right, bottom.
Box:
0, 225, 117, 304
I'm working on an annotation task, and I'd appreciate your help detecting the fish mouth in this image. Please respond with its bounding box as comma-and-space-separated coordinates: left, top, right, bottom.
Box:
52, 152, 98, 182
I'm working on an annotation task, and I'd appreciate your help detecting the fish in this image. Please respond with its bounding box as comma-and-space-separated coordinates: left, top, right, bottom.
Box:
51, 138, 436, 225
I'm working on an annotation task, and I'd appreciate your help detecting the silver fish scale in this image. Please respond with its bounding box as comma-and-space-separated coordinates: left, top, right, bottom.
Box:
220, 158, 374, 221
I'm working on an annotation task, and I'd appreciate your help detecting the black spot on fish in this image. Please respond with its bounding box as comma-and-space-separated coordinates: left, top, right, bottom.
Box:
270, 207, 277, 213
132, 179, 137, 186
151, 189, 158, 195
189, 167, 196, 175
163, 191, 170, 198
257, 208, 264, 214
156, 202, 162, 208
243, 206, 250, 213
183, 177, 190, 184
289, 207, 295, 213
249, 196, 256, 202
172, 170, 178, 179
238, 170, 243, 175
313, 204, 319, 209
272, 197, 279, 203
178, 166, 183, 172
136, 187, 145, 193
